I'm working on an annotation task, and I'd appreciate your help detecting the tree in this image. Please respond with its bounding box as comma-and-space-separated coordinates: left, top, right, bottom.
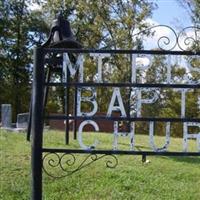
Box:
40, 0, 156, 114
177, 0, 200, 25
0, 0, 48, 120
42, 0, 156, 49
126, 46, 200, 138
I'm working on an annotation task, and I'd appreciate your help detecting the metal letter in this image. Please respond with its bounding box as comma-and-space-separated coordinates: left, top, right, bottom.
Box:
90, 53, 110, 83
149, 122, 171, 152
63, 53, 84, 82
77, 87, 98, 117
183, 122, 200, 152
131, 54, 152, 83
167, 55, 172, 83
107, 87, 126, 117
113, 121, 135, 150
136, 88, 159, 117
180, 89, 188, 118
78, 120, 99, 149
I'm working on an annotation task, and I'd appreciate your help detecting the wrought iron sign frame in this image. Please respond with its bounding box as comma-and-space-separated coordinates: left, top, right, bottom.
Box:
31, 26, 200, 200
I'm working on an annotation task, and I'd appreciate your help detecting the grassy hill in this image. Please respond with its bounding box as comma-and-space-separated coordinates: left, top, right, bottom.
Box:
0, 130, 200, 200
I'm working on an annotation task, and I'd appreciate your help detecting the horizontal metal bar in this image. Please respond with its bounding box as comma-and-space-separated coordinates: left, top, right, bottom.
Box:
42, 148, 200, 156
45, 58, 62, 65
43, 48, 200, 56
45, 115, 200, 122
45, 82, 200, 89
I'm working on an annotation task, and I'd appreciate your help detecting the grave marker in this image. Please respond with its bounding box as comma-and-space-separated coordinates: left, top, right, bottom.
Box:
16, 113, 29, 129
1, 104, 12, 128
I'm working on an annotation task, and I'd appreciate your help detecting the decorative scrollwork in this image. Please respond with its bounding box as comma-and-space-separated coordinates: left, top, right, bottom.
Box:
177, 26, 200, 51
133, 25, 200, 51
43, 153, 118, 178
155, 25, 178, 51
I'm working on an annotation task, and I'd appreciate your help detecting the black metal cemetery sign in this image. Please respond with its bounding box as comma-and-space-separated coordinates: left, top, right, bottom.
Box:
30, 23, 200, 200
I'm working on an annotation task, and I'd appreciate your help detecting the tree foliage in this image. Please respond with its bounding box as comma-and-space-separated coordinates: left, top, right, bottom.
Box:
0, 0, 48, 120
41, 0, 156, 113
43, 0, 156, 49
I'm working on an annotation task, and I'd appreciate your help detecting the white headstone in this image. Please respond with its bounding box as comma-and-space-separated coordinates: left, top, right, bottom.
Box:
1, 104, 12, 128
16, 113, 29, 129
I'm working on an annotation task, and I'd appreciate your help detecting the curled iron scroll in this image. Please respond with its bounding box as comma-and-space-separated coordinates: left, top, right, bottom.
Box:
177, 26, 200, 51
43, 153, 118, 178
133, 25, 200, 51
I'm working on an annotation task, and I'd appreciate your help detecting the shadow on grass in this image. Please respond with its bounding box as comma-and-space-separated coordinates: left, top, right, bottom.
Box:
117, 143, 152, 151
163, 156, 200, 165
134, 145, 152, 151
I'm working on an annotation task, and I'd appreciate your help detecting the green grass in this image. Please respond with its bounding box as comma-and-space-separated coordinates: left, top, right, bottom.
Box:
0, 129, 200, 200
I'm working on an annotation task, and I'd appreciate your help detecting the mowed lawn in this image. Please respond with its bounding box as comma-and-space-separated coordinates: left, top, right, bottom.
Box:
0, 129, 200, 200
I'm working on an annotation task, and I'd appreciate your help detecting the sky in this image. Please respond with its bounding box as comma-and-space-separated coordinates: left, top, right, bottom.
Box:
152, 0, 192, 27
139, 0, 195, 50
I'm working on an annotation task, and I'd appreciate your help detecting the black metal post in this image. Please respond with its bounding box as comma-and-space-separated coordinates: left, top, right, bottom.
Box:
65, 67, 70, 144
31, 47, 45, 200
142, 154, 147, 163
73, 74, 78, 140
27, 98, 32, 141
43, 66, 51, 108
